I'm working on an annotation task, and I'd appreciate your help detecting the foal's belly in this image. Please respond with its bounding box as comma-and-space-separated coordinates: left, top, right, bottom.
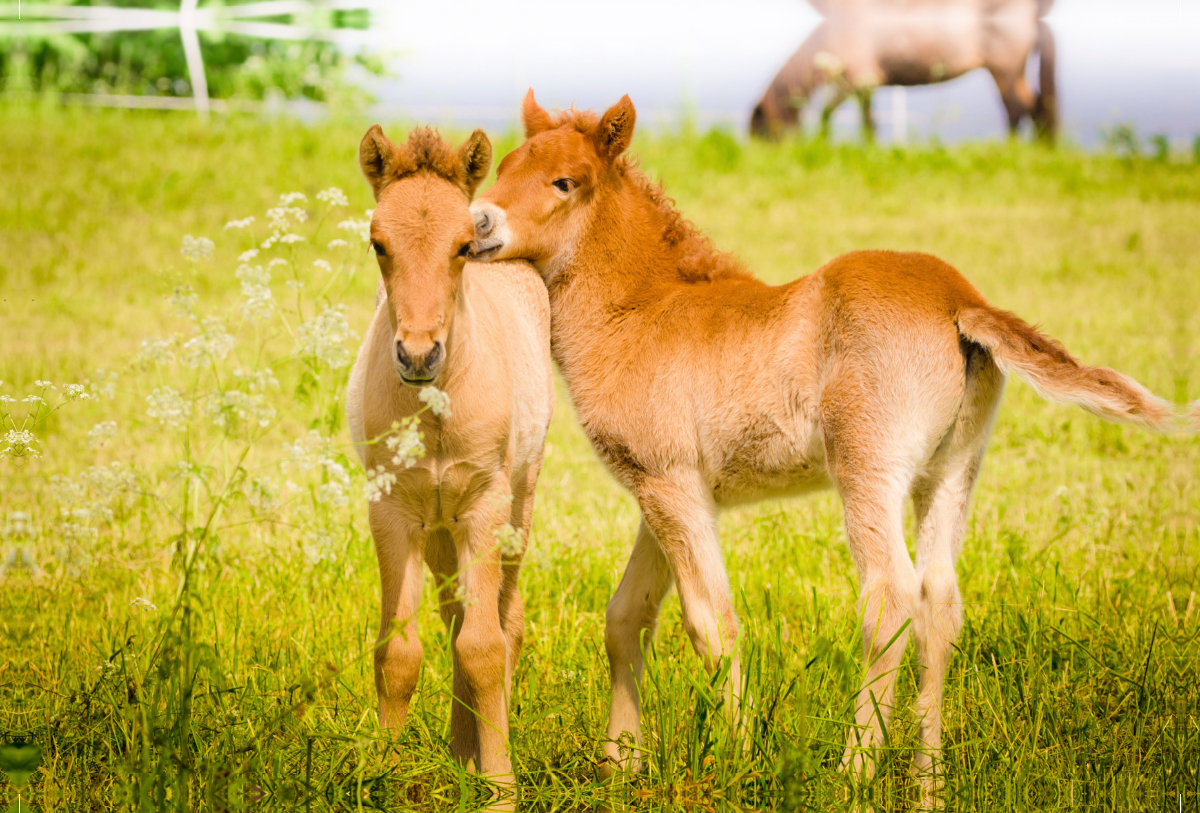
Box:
708, 423, 830, 507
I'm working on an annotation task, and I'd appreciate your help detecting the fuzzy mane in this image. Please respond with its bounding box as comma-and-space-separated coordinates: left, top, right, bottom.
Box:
544, 108, 755, 285
401, 126, 460, 184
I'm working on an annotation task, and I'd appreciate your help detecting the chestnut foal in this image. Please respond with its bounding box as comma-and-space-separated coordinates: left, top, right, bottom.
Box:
469, 92, 1176, 799
347, 125, 553, 782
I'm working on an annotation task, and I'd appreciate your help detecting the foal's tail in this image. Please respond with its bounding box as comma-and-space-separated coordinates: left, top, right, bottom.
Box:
956, 306, 1176, 431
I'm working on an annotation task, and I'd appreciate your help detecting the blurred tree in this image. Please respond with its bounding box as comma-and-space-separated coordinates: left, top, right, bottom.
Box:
0, 2, 384, 102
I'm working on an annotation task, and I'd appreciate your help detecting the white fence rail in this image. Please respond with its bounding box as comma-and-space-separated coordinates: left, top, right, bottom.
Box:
1, 1, 379, 118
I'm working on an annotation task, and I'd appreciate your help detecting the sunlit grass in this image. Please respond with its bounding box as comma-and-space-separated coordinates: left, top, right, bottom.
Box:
1, 104, 1198, 811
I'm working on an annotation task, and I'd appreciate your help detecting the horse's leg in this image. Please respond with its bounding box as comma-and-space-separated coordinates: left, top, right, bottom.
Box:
603, 518, 673, 773
454, 481, 517, 783
825, 416, 917, 781
638, 473, 741, 721
503, 461, 542, 700
989, 67, 1036, 136
857, 88, 876, 143
820, 86, 850, 139
910, 358, 1003, 808
426, 529, 479, 766
369, 499, 427, 729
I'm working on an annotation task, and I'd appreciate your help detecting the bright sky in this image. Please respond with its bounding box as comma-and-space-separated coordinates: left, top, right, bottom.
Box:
366, 0, 1200, 144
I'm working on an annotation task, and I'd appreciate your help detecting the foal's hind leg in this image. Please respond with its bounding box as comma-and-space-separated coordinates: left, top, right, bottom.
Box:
825, 420, 918, 779
910, 360, 1003, 806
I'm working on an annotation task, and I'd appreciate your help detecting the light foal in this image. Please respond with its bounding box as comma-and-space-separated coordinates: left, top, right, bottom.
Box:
346, 125, 553, 782
469, 92, 1176, 799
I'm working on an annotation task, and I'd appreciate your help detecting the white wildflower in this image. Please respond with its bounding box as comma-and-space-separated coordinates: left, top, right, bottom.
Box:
89, 369, 119, 400
297, 306, 356, 369
63, 383, 90, 400
266, 206, 307, 231
418, 386, 451, 418
278, 233, 304, 245
181, 317, 235, 368
317, 457, 351, 508
326, 239, 349, 249
267, 258, 288, 270
385, 419, 425, 468
237, 263, 271, 285
337, 218, 371, 242
202, 390, 276, 432
246, 476, 280, 513
145, 387, 190, 430
364, 465, 397, 503
279, 192, 307, 205
286, 280, 305, 292
224, 217, 255, 230
312, 259, 332, 272
237, 264, 274, 322
138, 337, 176, 366
261, 233, 279, 250
300, 530, 337, 565
181, 235, 215, 262
1, 429, 39, 459
316, 187, 349, 207
233, 367, 279, 394
130, 597, 157, 612
22, 395, 45, 405
169, 285, 199, 317
2, 512, 33, 539
281, 430, 327, 473
0, 395, 13, 404
495, 523, 525, 557
238, 248, 260, 263
86, 421, 118, 449
35, 380, 54, 389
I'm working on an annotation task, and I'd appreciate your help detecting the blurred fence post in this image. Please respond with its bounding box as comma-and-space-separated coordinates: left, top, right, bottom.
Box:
179, 0, 209, 120
891, 86, 906, 144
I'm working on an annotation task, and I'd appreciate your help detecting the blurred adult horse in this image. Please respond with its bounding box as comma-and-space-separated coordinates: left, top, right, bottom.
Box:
750, 0, 1057, 141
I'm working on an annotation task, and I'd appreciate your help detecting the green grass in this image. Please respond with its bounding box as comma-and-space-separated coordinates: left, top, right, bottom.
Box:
2, 103, 1199, 811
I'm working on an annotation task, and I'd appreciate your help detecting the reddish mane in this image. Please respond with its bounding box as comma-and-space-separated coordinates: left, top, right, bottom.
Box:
546, 107, 755, 285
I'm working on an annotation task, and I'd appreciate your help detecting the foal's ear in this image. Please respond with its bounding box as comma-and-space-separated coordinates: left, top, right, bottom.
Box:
456, 129, 492, 199
593, 95, 636, 161
359, 124, 402, 199
522, 89, 555, 138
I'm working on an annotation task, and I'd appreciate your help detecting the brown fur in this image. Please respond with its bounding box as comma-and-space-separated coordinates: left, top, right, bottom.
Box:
470, 92, 1176, 803
347, 124, 553, 786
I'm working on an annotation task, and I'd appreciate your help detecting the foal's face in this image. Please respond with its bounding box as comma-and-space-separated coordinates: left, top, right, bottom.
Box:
371, 176, 474, 384
358, 125, 491, 386
471, 91, 636, 274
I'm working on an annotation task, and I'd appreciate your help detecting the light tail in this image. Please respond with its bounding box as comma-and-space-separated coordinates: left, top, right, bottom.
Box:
956, 306, 1176, 432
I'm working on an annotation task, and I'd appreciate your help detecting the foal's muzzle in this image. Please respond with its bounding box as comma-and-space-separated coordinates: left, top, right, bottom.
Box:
395, 338, 444, 385
468, 201, 505, 260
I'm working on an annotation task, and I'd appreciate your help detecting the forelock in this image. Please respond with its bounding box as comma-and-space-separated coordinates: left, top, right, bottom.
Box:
402, 127, 460, 184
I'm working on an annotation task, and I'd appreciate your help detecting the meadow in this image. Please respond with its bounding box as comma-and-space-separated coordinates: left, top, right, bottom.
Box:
1, 103, 1198, 811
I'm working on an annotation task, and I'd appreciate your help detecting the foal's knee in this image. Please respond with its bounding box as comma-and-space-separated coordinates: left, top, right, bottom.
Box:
455, 627, 507, 696
681, 603, 739, 671
859, 568, 918, 656
375, 627, 422, 726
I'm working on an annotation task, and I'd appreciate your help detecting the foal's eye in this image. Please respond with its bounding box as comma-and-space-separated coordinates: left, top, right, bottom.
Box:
371, 240, 387, 257
551, 178, 576, 193
456, 242, 471, 258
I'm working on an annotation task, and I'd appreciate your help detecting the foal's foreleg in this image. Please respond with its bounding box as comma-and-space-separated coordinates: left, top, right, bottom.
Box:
369, 500, 426, 729
639, 476, 742, 720
453, 483, 517, 782
603, 519, 673, 772
427, 530, 479, 766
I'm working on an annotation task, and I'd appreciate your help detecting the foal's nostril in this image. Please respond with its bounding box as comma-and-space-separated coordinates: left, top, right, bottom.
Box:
395, 341, 411, 370
474, 210, 493, 237
426, 341, 443, 371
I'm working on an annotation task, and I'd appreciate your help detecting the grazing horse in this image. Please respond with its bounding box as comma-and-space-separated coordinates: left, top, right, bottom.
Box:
346, 125, 553, 784
750, 0, 1057, 141
469, 92, 1175, 801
